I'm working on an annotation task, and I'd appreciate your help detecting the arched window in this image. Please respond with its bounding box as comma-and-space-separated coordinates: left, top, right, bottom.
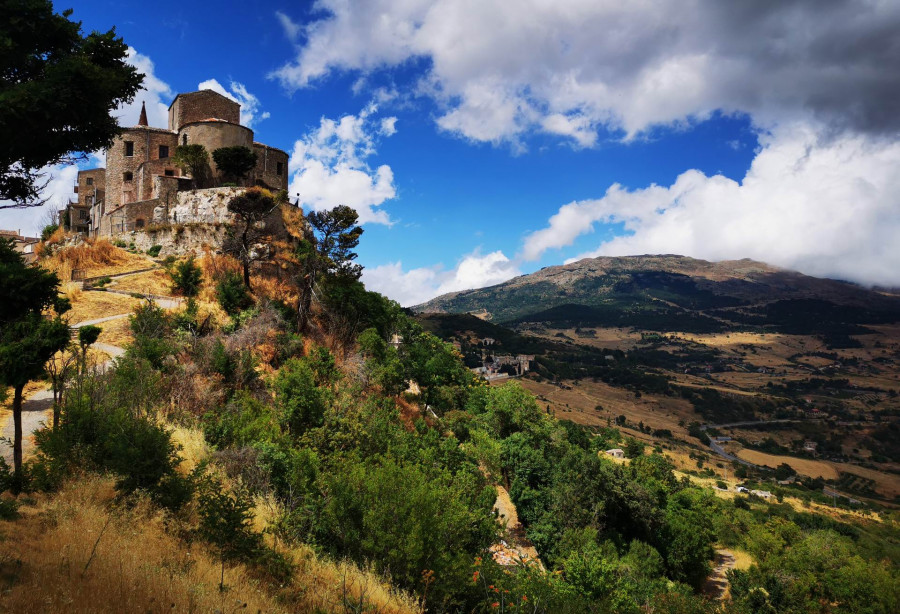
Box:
135, 218, 145, 229
182, 133, 188, 146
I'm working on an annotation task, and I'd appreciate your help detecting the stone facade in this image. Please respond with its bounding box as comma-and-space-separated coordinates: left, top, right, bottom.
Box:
63, 89, 288, 239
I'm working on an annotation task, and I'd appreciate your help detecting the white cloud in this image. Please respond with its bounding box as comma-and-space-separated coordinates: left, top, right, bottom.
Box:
120, 47, 174, 128
523, 122, 900, 287
288, 105, 398, 225
275, 10, 301, 41
271, 1, 900, 146
0, 163, 80, 236
197, 78, 270, 128
363, 249, 521, 307
380, 117, 398, 136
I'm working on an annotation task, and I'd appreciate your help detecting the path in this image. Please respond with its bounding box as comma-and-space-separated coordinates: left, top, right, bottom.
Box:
1, 387, 53, 466
702, 549, 737, 600
490, 485, 544, 569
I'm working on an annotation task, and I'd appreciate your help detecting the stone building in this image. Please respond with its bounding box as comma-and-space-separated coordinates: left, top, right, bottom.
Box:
66, 89, 289, 237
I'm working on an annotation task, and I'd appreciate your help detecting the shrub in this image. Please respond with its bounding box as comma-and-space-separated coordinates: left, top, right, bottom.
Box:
147, 244, 162, 257
215, 270, 252, 315
40, 224, 59, 241
169, 256, 203, 297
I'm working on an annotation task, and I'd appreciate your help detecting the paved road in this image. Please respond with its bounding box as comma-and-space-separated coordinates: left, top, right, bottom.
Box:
1, 387, 53, 466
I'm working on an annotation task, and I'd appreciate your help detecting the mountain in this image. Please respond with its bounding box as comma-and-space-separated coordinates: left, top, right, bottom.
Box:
414, 255, 900, 336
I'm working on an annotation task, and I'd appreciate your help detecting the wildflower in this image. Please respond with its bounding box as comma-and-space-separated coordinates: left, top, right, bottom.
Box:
472, 571, 480, 583
491, 603, 500, 609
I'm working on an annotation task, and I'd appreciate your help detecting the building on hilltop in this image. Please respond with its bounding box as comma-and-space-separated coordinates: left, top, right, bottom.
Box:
62, 89, 289, 238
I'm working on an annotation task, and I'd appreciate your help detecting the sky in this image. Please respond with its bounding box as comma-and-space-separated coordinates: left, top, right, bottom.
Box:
2, 0, 899, 305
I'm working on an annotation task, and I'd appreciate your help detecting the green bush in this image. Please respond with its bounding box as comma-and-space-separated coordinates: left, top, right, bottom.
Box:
215, 271, 252, 315
147, 244, 162, 257
169, 256, 203, 297
40, 224, 58, 241
33, 382, 192, 510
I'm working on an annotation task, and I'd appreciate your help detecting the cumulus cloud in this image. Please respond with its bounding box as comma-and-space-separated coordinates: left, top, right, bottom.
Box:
362, 249, 521, 307
270, 0, 900, 146
119, 47, 174, 128
289, 105, 398, 225
197, 78, 270, 127
522, 122, 900, 286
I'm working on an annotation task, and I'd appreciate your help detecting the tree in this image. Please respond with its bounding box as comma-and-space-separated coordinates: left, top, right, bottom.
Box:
0, 239, 70, 476
168, 256, 203, 297
212, 146, 257, 185
225, 188, 278, 289
172, 144, 210, 188
44, 343, 76, 429
77, 324, 101, 370
297, 205, 364, 332
0, 0, 143, 207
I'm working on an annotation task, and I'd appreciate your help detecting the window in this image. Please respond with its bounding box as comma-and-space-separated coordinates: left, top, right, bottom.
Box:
125, 141, 134, 156
164, 169, 175, 177
182, 134, 188, 146
123, 172, 133, 181
135, 218, 145, 229
276, 161, 284, 176
159, 145, 169, 158
86, 177, 93, 186
79, 210, 89, 221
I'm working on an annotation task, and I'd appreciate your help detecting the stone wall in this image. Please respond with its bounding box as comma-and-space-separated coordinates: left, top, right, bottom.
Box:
106, 127, 177, 210
163, 187, 243, 225
178, 121, 254, 183
169, 90, 240, 131
117, 223, 230, 257
252, 143, 290, 191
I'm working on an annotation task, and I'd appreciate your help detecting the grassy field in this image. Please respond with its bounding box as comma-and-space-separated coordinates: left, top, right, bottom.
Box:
735, 448, 840, 479
109, 268, 173, 296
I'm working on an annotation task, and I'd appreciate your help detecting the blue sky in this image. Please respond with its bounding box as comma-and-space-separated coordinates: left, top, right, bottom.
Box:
4, 1, 899, 304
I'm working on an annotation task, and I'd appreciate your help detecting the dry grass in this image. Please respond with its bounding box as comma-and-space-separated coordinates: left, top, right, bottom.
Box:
734, 448, 839, 479
41, 238, 151, 281
95, 317, 133, 348
110, 269, 173, 297
0, 475, 418, 614
65, 291, 140, 325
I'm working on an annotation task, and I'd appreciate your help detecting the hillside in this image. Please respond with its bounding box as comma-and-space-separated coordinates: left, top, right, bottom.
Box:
414, 255, 900, 337
413, 255, 900, 507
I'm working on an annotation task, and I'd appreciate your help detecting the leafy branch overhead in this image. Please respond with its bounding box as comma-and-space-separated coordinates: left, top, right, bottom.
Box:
0, 0, 144, 207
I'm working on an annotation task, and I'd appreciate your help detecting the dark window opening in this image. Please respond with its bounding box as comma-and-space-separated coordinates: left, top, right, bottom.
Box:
159, 145, 169, 158
135, 218, 145, 229
86, 177, 93, 186
123, 172, 133, 181
125, 141, 134, 156
164, 169, 175, 177
276, 161, 284, 176
182, 134, 188, 146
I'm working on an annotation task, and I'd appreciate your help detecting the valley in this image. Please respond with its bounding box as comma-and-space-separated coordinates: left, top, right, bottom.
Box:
415, 255, 900, 507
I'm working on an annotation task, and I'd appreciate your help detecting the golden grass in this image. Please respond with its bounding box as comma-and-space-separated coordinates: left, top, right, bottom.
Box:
169, 426, 210, 474
730, 549, 754, 571
832, 463, 900, 499
65, 291, 141, 325
41, 238, 151, 281
110, 269, 173, 297
735, 449, 839, 480
0, 474, 418, 614
95, 316, 133, 348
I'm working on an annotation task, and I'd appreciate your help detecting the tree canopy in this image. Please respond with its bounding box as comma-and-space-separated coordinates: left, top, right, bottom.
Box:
212, 146, 257, 185
0, 0, 143, 207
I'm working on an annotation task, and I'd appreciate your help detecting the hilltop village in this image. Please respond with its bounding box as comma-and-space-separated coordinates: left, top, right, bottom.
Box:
57, 89, 289, 241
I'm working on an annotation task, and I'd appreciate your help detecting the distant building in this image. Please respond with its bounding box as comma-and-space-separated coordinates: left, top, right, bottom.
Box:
605, 449, 625, 459
803, 440, 818, 453
0, 229, 39, 264
61, 89, 288, 238
482, 337, 496, 346
751, 489, 773, 499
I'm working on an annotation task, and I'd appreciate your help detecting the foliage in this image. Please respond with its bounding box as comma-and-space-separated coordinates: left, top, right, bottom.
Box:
168, 256, 203, 297
172, 144, 210, 188
0, 0, 143, 206
0, 238, 70, 474
225, 187, 277, 288
128, 300, 175, 368
146, 244, 162, 257
40, 223, 58, 241
211, 146, 257, 184
215, 270, 253, 315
